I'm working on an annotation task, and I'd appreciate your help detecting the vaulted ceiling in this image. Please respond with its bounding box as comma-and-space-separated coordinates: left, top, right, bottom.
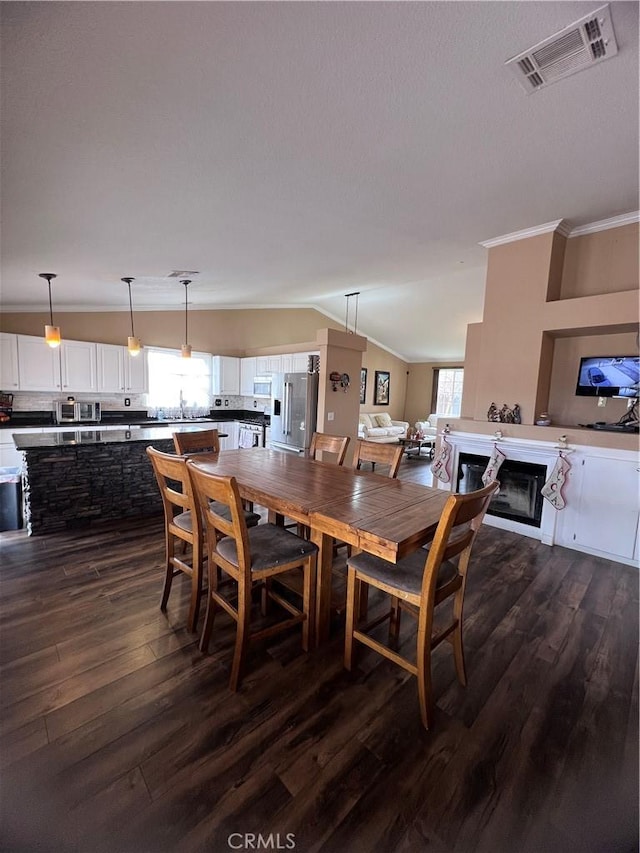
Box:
1, 2, 638, 361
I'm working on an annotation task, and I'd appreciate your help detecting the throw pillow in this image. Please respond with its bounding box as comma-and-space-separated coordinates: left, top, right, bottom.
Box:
374, 413, 392, 427
359, 414, 373, 428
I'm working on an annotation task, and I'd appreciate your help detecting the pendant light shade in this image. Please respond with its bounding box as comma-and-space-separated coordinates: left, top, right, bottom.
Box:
181, 279, 192, 358
39, 273, 61, 348
122, 277, 142, 356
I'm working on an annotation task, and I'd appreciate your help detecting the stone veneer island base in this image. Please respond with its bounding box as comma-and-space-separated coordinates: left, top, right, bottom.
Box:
15, 428, 201, 535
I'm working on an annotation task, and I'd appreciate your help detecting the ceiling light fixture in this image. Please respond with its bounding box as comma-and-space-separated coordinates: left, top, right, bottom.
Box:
122, 277, 141, 356
39, 273, 61, 348
181, 279, 192, 358
344, 291, 360, 335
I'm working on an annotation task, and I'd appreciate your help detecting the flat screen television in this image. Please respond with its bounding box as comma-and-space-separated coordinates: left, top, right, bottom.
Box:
575, 355, 640, 398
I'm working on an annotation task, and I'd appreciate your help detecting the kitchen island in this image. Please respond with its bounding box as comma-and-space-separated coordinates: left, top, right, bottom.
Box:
15, 426, 214, 535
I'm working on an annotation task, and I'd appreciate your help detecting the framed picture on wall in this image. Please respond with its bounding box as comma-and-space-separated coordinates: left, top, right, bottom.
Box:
360, 368, 367, 404
374, 370, 390, 406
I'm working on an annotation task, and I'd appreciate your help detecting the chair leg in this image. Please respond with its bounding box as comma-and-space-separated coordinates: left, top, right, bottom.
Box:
344, 568, 362, 671
186, 537, 203, 633
452, 589, 467, 686
199, 562, 219, 653
160, 531, 174, 612
229, 584, 252, 691
388, 596, 402, 647
301, 554, 316, 652
416, 621, 434, 731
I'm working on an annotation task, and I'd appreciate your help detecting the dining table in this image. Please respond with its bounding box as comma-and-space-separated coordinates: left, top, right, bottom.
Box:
189, 447, 450, 644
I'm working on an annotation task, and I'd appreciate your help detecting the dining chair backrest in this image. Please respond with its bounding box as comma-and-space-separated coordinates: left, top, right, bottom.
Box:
352, 439, 403, 478
147, 445, 199, 526
146, 445, 205, 631
309, 432, 350, 465
420, 481, 498, 600
187, 461, 252, 583
173, 429, 220, 456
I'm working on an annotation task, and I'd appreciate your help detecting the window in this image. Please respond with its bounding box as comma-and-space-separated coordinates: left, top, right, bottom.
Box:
432, 368, 464, 417
147, 348, 212, 411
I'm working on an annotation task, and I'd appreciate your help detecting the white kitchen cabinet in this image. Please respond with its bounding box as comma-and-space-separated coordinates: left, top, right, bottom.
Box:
125, 349, 148, 393
0, 333, 19, 390
17, 335, 61, 391
97, 344, 124, 392
555, 452, 640, 562
212, 421, 238, 451
240, 357, 257, 396
255, 355, 282, 374
212, 356, 240, 395
292, 351, 318, 372
97, 344, 148, 394
60, 340, 97, 393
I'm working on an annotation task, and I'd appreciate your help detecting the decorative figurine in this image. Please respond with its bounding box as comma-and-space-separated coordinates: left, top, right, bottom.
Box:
487, 402, 500, 422
500, 404, 514, 424
513, 404, 521, 424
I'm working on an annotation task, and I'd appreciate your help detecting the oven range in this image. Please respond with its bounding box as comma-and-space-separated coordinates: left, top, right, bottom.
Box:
238, 419, 266, 448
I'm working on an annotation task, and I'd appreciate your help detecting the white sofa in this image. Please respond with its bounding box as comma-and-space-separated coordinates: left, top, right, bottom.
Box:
358, 413, 409, 443
414, 414, 440, 440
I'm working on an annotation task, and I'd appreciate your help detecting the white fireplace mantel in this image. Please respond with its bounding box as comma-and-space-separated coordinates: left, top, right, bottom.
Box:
437, 428, 640, 567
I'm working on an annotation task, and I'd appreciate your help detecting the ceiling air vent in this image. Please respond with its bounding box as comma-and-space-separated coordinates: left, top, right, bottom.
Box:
506, 4, 618, 93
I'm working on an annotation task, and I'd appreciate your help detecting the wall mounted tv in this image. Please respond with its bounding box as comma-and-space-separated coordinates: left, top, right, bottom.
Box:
575, 356, 640, 398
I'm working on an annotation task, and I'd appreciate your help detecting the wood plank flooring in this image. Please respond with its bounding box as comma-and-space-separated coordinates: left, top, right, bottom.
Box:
0, 458, 637, 852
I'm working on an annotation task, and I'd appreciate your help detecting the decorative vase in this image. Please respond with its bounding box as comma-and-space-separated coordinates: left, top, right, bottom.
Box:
536, 412, 551, 426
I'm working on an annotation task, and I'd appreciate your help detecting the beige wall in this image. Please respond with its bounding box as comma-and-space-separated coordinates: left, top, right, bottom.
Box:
460, 222, 639, 432
316, 329, 366, 462
360, 345, 409, 423
404, 361, 463, 426
0, 307, 344, 355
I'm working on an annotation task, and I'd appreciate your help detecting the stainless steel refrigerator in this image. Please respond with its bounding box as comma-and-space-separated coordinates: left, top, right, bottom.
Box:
270, 372, 319, 453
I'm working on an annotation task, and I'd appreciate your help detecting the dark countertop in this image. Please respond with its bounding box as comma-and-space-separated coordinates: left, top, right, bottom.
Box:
13, 425, 223, 450
2, 409, 270, 430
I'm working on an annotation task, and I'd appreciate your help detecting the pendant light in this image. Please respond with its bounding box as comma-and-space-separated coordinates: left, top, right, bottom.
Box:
122, 277, 141, 356
181, 279, 192, 358
39, 273, 61, 348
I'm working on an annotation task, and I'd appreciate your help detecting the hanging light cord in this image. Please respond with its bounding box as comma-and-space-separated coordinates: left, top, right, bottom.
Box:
122, 278, 136, 337
48, 280, 54, 326
344, 291, 360, 334
182, 279, 191, 345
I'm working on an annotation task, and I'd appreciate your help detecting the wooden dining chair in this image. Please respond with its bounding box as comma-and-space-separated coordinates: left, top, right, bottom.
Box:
172, 429, 220, 455
352, 439, 404, 478
173, 429, 258, 516
344, 481, 499, 730
187, 461, 318, 690
309, 432, 350, 465
146, 446, 206, 632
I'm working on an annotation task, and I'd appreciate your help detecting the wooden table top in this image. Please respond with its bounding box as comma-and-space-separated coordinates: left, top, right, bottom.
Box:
190, 447, 449, 562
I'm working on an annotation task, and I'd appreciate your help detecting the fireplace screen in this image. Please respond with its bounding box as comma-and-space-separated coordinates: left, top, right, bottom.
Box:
456, 453, 547, 527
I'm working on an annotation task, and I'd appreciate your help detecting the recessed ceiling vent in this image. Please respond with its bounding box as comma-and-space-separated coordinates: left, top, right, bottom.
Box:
506, 4, 618, 93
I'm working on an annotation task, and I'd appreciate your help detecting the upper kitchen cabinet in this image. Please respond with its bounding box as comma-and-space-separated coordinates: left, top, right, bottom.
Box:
97, 344, 148, 394
255, 355, 282, 374
240, 357, 257, 396
60, 339, 97, 393
16, 335, 62, 391
0, 333, 19, 390
212, 356, 240, 395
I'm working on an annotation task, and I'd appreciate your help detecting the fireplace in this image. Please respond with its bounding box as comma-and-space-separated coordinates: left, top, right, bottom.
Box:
456, 453, 547, 527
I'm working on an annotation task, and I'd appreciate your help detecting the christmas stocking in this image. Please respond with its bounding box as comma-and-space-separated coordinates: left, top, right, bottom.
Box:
482, 445, 506, 486
431, 437, 452, 483
541, 455, 571, 510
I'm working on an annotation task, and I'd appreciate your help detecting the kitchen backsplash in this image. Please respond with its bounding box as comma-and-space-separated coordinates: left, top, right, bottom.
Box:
10, 391, 270, 416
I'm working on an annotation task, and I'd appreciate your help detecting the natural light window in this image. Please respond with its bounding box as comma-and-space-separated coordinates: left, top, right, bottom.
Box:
433, 368, 464, 417
147, 348, 212, 411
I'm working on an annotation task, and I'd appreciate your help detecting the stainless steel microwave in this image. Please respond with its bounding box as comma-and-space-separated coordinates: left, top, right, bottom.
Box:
55, 401, 101, 423
253, 377, 272, 398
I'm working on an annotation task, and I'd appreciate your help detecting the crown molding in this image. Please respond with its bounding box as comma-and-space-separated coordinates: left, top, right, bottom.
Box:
567, 210, 640, 237
480, 219, 566, 248
480, 210, 639, 248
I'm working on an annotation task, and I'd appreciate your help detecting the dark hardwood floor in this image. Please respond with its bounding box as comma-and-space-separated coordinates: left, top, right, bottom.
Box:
0, 457, 637, 852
